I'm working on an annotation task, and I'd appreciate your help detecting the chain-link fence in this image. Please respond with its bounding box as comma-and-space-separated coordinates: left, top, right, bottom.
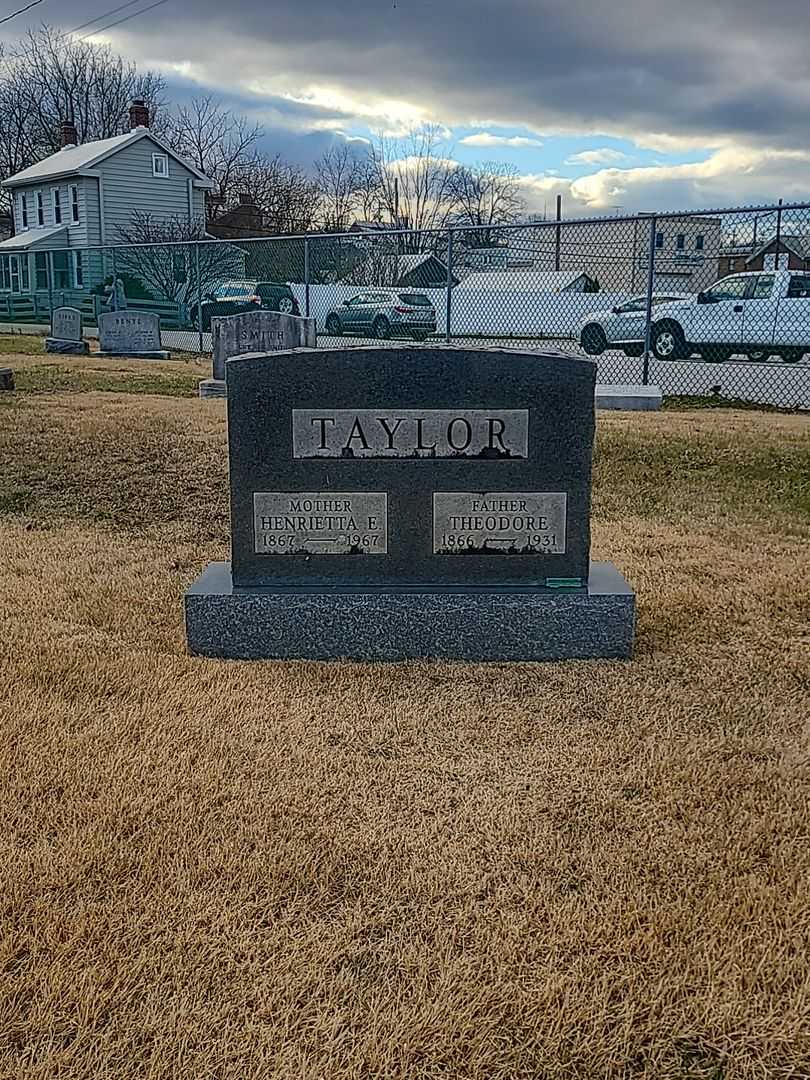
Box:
3, 200, 810, 409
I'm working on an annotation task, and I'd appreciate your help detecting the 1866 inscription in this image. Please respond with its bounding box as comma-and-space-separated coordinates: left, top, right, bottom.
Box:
254, 492, 387, 554
293, 409, 528, 459
434, 492, 566, 555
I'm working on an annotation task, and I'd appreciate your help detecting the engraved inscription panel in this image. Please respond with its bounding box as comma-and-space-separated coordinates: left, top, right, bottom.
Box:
433, 492, 566, 555
254, 492, 387, 554
293, 409, 528, 459
51, 306, 82, 341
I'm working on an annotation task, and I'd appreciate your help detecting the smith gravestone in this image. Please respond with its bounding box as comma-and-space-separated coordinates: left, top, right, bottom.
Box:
199, 310, 317, 398
46, 306, 89, 355
98, 310, 169, 360
185, 345, 635, 661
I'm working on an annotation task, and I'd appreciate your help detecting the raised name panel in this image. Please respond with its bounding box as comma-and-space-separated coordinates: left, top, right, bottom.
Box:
254, 491, 387, 554
292, 409, 528, 459
433, 492, 566, 554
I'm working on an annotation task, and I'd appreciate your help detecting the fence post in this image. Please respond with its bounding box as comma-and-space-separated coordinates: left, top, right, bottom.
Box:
775, 197, 783, 268
195, 242, 203, 353
445, 228, 454, 344
304, 237, 310, 319
641, 214, 657, 386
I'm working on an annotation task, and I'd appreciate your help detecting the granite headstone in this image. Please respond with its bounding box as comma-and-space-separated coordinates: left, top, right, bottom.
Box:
97, 310, 169, 360
200, 310, 316, 398
185, 345, 635, 661
45, 306, 89, 355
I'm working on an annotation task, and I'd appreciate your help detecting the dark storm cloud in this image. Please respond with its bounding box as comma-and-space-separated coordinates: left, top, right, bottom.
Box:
24, 0, 810, 151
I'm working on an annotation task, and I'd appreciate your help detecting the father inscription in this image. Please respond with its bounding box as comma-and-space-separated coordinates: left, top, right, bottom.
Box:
185, 344, 635, 660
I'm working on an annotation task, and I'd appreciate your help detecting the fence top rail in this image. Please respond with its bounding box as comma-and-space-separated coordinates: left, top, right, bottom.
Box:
10, 199, 810, 257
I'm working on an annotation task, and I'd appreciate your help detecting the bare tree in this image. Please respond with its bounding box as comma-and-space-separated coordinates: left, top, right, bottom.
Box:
447, 161, 525, 244
0, 26, 166, 213
314, 144, 362, 231
113, 213, 229, 302
241, 155, 321, 235
165, 95, 263, 221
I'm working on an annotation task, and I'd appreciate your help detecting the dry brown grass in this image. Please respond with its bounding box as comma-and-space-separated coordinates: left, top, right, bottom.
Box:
1, 361, 809, 1079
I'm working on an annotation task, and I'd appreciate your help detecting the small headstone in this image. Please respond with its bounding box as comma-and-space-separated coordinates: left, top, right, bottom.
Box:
0, 367, 14, 391
185, 345, 635, 661
45, 306, 89, 355
199, 310, 316, 398
97, 310, 169, 360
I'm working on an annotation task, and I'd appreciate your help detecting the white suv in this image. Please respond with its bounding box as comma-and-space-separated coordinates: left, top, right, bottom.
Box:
579, 293, 688, 356
648, 270, 810, 363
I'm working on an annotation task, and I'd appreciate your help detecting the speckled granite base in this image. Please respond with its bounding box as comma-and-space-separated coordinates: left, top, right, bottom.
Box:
184, 561, 635, 661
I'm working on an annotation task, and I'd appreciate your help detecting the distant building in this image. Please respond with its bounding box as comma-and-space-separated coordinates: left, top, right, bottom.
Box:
343, 252, 459, 289
719, 234, 810, 276
456, 269, 599, 293
0, 101, 214, 297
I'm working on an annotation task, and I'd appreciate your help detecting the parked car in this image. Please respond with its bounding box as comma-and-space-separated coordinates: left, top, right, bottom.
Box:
324, 290, 437, 340
194, 280, 300, 331
579, 293, 689, 356
648, 270, 810, 363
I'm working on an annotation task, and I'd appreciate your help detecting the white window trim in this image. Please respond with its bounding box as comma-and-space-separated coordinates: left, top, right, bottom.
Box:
51, 186, 62, 225
72, 250, 84, 287
19, 193, 28, 230
152, 153, 169, 178
36, 190, 45, 226
70, 184, 80, 224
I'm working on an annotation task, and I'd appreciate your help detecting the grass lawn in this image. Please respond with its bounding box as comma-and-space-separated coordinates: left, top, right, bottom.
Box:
1, 349, 809, 1079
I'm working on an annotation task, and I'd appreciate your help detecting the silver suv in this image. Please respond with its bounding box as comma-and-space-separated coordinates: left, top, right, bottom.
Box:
325, 290, 437, 341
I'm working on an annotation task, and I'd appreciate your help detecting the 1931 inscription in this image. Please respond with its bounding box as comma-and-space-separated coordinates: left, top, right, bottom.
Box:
254, 492, 387, 554
434, 492, 566, 554
292, 409, 528, 459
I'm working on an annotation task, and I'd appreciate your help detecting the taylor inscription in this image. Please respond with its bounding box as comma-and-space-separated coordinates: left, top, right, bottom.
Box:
292, 409, 528, 459
433, 492, 566, 554
254, 492, 387, 554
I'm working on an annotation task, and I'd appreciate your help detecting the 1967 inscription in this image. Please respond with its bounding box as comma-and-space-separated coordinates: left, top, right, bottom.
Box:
254, 492, 387, 554
293, 409, 528, 459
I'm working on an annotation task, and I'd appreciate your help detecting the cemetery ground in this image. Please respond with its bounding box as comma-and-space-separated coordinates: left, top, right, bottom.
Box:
1, 343, 809, 1080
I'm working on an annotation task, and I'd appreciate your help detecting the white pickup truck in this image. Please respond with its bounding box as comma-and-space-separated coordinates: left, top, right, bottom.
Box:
649, 270, 810, 363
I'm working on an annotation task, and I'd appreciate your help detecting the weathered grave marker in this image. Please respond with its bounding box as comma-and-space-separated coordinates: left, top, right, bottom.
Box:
97, 310, 168, 360
199, 310, 316, 398
46, 306, 89, 355
185, 345, 635, 660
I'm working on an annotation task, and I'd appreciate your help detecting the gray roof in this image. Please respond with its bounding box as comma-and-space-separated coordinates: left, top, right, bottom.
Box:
0, 225, 68, 250
2, 129, 214, 189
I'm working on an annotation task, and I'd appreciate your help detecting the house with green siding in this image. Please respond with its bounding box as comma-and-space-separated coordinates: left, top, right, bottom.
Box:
0, 101, 217, 303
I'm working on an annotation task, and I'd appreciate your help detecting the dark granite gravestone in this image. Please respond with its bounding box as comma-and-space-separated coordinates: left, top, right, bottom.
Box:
200, 311, 317, 399
97, 311, 169, 360
46, 306, 89, 355
185, 345, 635, 661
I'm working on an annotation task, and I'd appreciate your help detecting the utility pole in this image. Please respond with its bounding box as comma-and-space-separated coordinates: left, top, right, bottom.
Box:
554, 194, 562, 272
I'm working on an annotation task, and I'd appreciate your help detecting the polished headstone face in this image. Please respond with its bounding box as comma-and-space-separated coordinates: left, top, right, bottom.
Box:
212, 311, 316, 380
51, 306, 82, 341
226, 345, 596, 588
98, 311, 161, 353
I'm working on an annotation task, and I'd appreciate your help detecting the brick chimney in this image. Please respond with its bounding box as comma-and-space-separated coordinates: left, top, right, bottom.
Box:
60, 119, 78, 148
129, 99, 149, 129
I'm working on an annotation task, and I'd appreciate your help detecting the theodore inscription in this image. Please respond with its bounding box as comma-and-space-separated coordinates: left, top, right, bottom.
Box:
292, 409, 528, 459
253, 492, 387, 554
433, 492, 566, 554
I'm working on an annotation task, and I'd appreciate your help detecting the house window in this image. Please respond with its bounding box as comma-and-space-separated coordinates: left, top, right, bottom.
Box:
20, 193, 28, 229
655, 231, 664, 249
73, 250, 84, 288
152, 153, 169, 178
52, 188, 62, 224
695, 234, 704, 251
52, 251, 70, 290
1, 256, 10, 290
36, 191, 44, 226
21, 256, 29, 290
34, 253, 48, 290
676, 234, 685, 251
70, 185, 80, 223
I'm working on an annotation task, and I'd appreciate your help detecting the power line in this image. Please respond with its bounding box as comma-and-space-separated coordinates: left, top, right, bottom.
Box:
76, 0, 170, 41
0, 0, 45, 25
67, 0, 145, 37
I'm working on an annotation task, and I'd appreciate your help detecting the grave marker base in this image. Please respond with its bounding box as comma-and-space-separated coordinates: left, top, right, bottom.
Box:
184, 560, 635, 662
97, 349, 170, 361
45, 338, 90, 355
198, 378, 227, 399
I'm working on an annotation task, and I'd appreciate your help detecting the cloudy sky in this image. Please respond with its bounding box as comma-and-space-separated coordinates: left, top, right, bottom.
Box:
10, 0, 810, 214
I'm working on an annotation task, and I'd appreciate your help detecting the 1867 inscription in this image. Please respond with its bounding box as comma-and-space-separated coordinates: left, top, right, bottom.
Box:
254, 492, 387, 554
434, 492, 566, 554
293, 409, 528, 459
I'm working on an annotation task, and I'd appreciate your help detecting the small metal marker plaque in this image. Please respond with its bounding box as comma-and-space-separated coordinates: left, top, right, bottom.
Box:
293, 409, 528, 459
433, 492, 567, 555
254, 492, 387, 555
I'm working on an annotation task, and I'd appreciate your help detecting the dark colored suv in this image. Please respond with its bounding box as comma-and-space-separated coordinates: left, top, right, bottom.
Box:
195, 280, 300, 330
